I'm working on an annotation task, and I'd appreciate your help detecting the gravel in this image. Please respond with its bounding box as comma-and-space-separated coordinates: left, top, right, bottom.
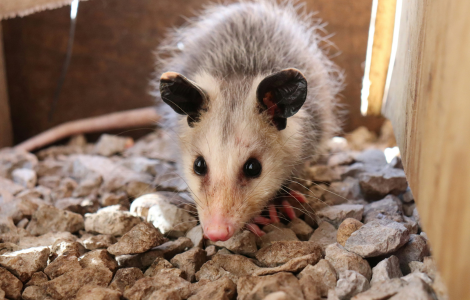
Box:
0, 127, 445, 299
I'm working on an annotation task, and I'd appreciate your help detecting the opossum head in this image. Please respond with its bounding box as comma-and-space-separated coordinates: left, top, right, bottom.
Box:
160, 69, 308, 241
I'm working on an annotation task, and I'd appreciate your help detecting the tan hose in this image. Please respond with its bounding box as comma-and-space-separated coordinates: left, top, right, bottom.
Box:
15, 107, 160, 152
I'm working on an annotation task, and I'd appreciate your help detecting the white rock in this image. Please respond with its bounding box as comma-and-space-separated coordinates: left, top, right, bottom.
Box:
389, 277, 435, 300
335, 270, 370, 300
94, 134, 133, 157
12, 169, 37, 189
0, 246, 50, 282
186, 225, 204, 248
371, 255, 403, 285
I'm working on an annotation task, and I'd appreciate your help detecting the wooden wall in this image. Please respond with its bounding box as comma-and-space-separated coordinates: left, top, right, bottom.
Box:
2, 0, 382, 144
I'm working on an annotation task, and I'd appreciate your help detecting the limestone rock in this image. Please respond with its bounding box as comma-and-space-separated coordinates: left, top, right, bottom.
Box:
188, 276, 236, 300
256, 241, 321, 267
389, 278, 436, 300
259, 228, 299, 248
309, 222, 338, 253
26, 205, 84, 235
371, 256, 403, 285
297, 259, 337, 297
108, 267, 144, 292
80, 234, 117, 250
287, 218, 314, 241
196, 254, 260, 284
79, 249, 118, 273
344, 219, 410, 257
237, 272, 304, 300
325, 243, 372, 280
337, 218, 363, 246
363, 195, 404, 224
22, 285, 50, 300
324, 177, 361, 205
359, 167, 408, 198
253, 253, 323, 276
84, 210, 142, 236
93, 134, 133, 157
335, 270, 370, 300
186, 225, 204, 248
394, 234, 429, 274
0, 246, 50, 282
18, 232, 77, 250
108, 222, 165, 256
0, 177, 25, 195
352, 278, 406, 300
308, 165, 341, 182
75, 285, 122, 300
144, 257, 174, 277
0, 148, 38, 179
25, 272, 49, 287
317, 204, 364, 227
0, 267, 23, 300
44, 254, 82, 279
12, 168, 37, 189
209, 230, 257, 257
171, 248, 207, 282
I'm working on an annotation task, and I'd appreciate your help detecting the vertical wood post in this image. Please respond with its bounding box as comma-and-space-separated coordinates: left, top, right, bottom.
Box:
0, 23, 13, 147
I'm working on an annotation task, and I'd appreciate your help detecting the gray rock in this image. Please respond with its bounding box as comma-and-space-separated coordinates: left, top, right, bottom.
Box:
171, 248, 207, 282
363, 195, 404, 224
26, 205, 84, 235
359, 167, 408, 198
325, 243, 372, 280
335, 270, 370, 300
344, 219, 410, 258
287, 218, 314, 241
209, 230, 257, 257
354, 149, 387, 167
309, 221, 338, 253
237, 272, 304, 300
395, 234, 429, 274
108, 267, 144, 292
123, 130, 179, 162
259, 228, 299, 249
186, 225, 204, 248
0, 148, 37, 179
297, 259, 337, 297
84, 210, 142, 236
12, 168, 37, 189
352, 278, 406, 300
371, 256, 403, 285
324, 177, 361, 205
0, 267, 23, 300
317, 204, 364, 227
108, 222, 165, 256
401, 272, 433, 285
389, 277, 436, 300
327, 152, 356, 167
256, 241, 321, 268
402, 188, 414, 203
0, 246, 50, 282
93, 134, 133, 157
79, 249, 118, 273
196, 254, 260, 284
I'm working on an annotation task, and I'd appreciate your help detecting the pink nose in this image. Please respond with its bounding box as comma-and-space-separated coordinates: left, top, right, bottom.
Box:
204, 223, 234, 242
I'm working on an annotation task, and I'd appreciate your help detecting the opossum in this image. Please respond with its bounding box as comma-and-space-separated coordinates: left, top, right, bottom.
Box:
155, 0, 343, 241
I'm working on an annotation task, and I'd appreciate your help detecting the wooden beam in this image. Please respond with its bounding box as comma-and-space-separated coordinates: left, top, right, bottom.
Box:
0, 23, 12, 147
383, 1, 470, 299
0, 0, 89, 20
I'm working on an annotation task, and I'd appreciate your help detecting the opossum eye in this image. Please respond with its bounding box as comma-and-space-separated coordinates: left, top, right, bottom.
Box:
243, 158, 262, 178
256, 68, 307, 130
193, 156, 207, 175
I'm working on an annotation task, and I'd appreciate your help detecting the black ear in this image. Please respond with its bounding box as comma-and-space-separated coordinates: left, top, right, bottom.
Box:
256, 68, 308, 130
160, 72, 207, 127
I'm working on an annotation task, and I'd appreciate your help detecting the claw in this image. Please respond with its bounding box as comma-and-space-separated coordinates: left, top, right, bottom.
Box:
269, 204, 280, 223
252, 216, 272, 226
290, 190, 307, 203
282, 199, 297, 220
247, 223, 265, 237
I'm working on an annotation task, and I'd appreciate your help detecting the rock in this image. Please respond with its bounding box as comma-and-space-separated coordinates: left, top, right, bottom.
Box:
344, 128, 377, 150
157, 237, 194, 260
22, 285, 50, 300
37, 176, 61, 190
325, 243, 372, 280
0, 177, 25, 195
0, 267, 23, 300
84, 210, 142, 236
402, 203, 416, 217
72, 173, 102, 198
297, 259, 337, 297
359, 167, 408, 198
298, 276, 322, 300
26, 205, 84, 235
317, 204, 364, 227
109, 267, 144, 292
309, 222, 338, 253
50, 239, 85, 259
262, 222, 286, 233
389, 278, 436, 300
0, 216, 16, 234
254, 253, 323, 276
188, 276, 236, 300
209, 230, 257, 256
80, 234, 117, 250
16, 218, 29, 229
401, 272, 433, 285
256, 241, 321, 267
402, 188, 414, 203
237, 272, 304, 300
0, 148, 38, 179
354, 149, 387, 167
394, 234, 429, 274
0, 242, 20, 255
0, 246, 50, 282
328, 152, 356, 167
370, 256, 403, 285
123, 269, 191, 300
99, 192, 129, 208
79, 249, 118, 273
352, 278, 406, 300
123, 130, 178, 162
196, 254, 260, 284
337, 218, 363, 246
108, 222, 165, 256
44, 255, 82, 279
363, 195, 404, 224
259, 228, 299, 248
186, 225, 204, 248
144, 257, 174, 277
335, 270, 370, 300
35, 158, 65, 177
12, 168, 37, 189
287, 218, 314, 241
75, 285, 122, 300
25, 272, 49, 287
18, 232, 77, 249
324, 178, 361, 205
143, 194, 197, 237
171, 248, 207, 282
94, 134, 133, 156
344, 219, 410, 258
308, 165, 341, 182
50, 177, 77, 201
40, 266, 113, 300
1, 192, 37, 222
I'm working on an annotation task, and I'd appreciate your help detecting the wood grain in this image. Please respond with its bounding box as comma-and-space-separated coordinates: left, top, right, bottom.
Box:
0, 24, 13, 147
383, 1, 470, 299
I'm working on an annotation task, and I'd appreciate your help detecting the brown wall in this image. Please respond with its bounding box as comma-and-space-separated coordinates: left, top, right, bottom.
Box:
2, 0, 383, 144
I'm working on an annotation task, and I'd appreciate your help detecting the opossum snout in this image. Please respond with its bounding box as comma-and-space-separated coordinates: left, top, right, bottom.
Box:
203, 214, 235, 242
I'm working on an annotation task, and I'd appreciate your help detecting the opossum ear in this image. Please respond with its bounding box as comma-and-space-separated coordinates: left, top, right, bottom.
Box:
256, 68, 307, 130
160, 72, 207, 127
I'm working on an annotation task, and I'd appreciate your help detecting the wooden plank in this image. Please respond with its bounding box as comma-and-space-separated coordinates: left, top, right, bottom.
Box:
383, 1, 470, 299
0, 0, 88, 20
0, 23, 13, 148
